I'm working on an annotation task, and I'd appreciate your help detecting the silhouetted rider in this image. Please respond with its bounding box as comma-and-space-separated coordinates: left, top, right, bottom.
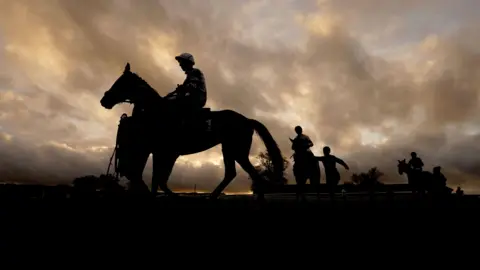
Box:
291, 126, 314, 159
408, 152, 424, 172
165, 52, 207, 127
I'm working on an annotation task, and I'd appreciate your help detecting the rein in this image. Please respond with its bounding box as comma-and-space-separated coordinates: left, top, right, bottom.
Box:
106, 114, 128, 180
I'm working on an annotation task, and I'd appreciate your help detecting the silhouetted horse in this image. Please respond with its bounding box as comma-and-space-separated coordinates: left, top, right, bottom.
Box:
100, 63, 284, 199
289, 138, 320, 201
397, 159, 433, 195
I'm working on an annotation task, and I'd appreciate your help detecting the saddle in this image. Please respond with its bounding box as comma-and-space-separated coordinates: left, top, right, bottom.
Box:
176, 107, 212, 133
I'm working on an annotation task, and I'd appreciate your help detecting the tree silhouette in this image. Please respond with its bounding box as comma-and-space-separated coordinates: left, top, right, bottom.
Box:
351, 167, 384, 189
72, 174, 124, 198
250, 151, 289, 191
72, 175, 98, 191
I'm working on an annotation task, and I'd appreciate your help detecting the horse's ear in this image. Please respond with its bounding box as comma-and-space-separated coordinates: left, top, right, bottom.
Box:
124, 63, 131, 73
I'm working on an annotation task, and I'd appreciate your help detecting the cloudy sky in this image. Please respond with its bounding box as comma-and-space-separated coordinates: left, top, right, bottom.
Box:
1, 0, 480, 193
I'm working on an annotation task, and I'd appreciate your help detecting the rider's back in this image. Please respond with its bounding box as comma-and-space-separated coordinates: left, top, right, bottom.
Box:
183, 67, 207, 108
292, 134, 313, 152
408, 157, 423, 170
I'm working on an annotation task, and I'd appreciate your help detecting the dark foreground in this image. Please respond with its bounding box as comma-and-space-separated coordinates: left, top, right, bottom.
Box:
1, 192, 477, 250
1, 192, 479, 210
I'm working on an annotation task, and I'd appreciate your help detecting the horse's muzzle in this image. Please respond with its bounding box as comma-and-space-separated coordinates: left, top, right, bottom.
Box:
100, 95, 114, 109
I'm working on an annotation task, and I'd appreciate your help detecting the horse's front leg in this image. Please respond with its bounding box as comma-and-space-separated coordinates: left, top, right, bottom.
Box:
295, 175, 307, 202
124, 149, 151, 196
297, 180, 307, 202
152, 153, 179, 197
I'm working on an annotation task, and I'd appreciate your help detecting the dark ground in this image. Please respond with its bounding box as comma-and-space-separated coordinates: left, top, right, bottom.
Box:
141, 192, 479, 209
1, 191, 476, 251
2, 191, 478, 208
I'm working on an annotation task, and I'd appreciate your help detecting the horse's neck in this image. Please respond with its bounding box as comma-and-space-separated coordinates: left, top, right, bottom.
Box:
134, 78, 162, 101
401, 166, 410, 175
134, 87, 162, 110
406, 167, 424, 176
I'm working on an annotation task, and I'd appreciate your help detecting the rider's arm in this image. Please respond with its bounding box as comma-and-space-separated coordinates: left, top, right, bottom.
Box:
165, 85, 183, 100
315, 156, 324, 162
419, 158, 424, 167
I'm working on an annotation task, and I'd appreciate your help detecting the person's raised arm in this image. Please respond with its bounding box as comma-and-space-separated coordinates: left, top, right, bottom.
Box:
335, 157, 349, 170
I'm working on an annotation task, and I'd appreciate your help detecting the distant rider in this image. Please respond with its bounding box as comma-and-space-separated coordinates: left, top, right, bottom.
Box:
408, 152, 424, 172
291, 126, 314, 158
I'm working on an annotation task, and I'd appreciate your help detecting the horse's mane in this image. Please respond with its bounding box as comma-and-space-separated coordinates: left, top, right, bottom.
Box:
130, 72, 161, 98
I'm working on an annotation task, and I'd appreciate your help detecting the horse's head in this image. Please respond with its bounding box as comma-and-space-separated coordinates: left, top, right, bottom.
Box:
289, 137, 294, 147
100, 63, 159, 109
397, 159, 408, 175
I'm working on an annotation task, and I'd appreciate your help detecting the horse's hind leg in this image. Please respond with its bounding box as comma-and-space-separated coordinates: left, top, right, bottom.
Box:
293, 166, 306, 202
210, 147, 237, 199
311, 163, 321, 200
296, 176, 307, 202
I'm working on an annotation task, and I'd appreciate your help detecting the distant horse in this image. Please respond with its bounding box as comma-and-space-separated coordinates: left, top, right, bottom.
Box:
289, 138, 320, 201
100, 63, 285, 199
397, 159, 433, 194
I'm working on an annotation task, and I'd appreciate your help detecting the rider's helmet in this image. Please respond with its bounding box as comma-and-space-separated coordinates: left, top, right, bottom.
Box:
411, 152, 417, 157
175, 53, 195, 65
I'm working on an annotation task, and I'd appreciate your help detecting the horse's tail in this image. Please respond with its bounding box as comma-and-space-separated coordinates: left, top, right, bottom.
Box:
250, 119, 284, 183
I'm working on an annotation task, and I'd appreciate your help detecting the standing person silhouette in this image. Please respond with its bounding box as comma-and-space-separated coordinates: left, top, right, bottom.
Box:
433, 166, 447, 188
316, 146, 349, 198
